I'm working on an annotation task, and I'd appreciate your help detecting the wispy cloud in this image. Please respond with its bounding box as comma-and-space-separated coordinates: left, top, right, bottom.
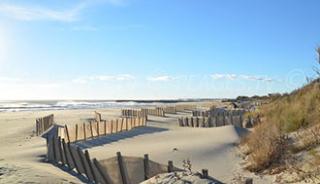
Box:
147, 75, 174, 82
73, 74, 135, 83
0, 0, 125, 22
210, 73, 275, 82
211, 74, 237, 80
239, 75, 274, 82
0, 3, 84, 22
70, 24, 145, 32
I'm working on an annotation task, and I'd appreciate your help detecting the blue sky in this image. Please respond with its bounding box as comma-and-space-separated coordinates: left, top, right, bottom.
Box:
0, 0, 319, 100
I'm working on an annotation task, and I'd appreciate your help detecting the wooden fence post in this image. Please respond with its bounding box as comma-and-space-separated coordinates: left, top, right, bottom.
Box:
90, 121, 94, 138
67, 142, 80, 174
120, 118, 124, 131
196, 117, 199, 127
117, 152, 130, 184
125, 118, 128, 131
167, 160, 174, 173
58, 137, 65, 165
145, 116, 148, 126
77, 147, 89, 178
93, 158, 111, 184
201, 169, 208, 179
83, 123, 87, 141
97, 121, 100, 137
111, 120, 113, 134
65, 125, 70, 143
75, 124, 78, 142
61, 138, 70, 168
144, 154, 149, 180
104, 121, 107, 135
185, 117, 189, 127
84, 150, 98, 183
36, 120, 39, 136
191, 117, 194, 127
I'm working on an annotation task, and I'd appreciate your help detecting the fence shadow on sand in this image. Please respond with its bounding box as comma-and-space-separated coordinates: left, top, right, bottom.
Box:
74, 126, 168, 149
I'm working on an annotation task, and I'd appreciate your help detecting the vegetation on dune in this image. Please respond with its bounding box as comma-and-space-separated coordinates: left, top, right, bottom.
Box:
241, 48, 320, 174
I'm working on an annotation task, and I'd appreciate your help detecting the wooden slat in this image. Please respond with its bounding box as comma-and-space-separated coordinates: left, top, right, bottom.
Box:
84, 150, 98, 183
93, 158, 111, 184
117, 152, 130, 184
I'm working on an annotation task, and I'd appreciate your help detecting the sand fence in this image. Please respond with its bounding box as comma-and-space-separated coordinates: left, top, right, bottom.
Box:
36, 114, 55, 136
121, 108, 165, 117
45, 117, 215, 183
121, 109, 148, 117
39, 111, 217, 183
46, 134, 201, 184
121, 105, 193, 118
179, 110, 245, 128
59, 116, 147, 143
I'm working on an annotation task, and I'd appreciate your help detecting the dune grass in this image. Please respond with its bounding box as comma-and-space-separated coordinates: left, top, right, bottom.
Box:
242, 79, 320, 172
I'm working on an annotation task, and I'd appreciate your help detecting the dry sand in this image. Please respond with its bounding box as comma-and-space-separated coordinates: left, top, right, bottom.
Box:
0, 104, 273, 183
79, 113, 247, 183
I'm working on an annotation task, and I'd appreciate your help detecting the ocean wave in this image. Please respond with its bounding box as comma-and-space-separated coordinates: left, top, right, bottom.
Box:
0, 100, 156, 112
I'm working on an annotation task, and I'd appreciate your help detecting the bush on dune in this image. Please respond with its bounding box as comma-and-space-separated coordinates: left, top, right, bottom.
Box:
242, 120, 287, 172
242, 47, 320, 172
242, 80, 320, 172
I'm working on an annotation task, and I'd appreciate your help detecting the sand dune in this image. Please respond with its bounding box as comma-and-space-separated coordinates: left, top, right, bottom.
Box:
83, 115, 248, 183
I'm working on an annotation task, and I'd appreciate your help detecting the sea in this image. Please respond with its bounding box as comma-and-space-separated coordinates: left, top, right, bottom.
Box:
0, 100, 189, 112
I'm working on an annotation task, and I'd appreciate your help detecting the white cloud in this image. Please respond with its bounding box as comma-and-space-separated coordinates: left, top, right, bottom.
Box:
210, 74, 237, 80
147, 75, 174, 82
0, 3, 84, 22
73, 74, 135, 83
211, 73, 275, 82
239, 75, 274, 82
0, 0, 125, 22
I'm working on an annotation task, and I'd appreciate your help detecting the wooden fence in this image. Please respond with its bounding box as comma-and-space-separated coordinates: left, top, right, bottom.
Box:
95, 111, 103, 122
121, 108, 164, 117
122, 106, 177, 118
121, 109, 148, 117
59, 116, 147, 143
192, 109, 246, 117
178, 114, 243, 128
141, 108, 165, 117
162, 106, 176, 114
47, 136, 113, 184
47, 136, 212, 184
36, 114, 55, 136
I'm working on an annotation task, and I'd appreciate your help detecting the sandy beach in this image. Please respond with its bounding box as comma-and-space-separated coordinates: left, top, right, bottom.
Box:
0, 103, 272, 184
